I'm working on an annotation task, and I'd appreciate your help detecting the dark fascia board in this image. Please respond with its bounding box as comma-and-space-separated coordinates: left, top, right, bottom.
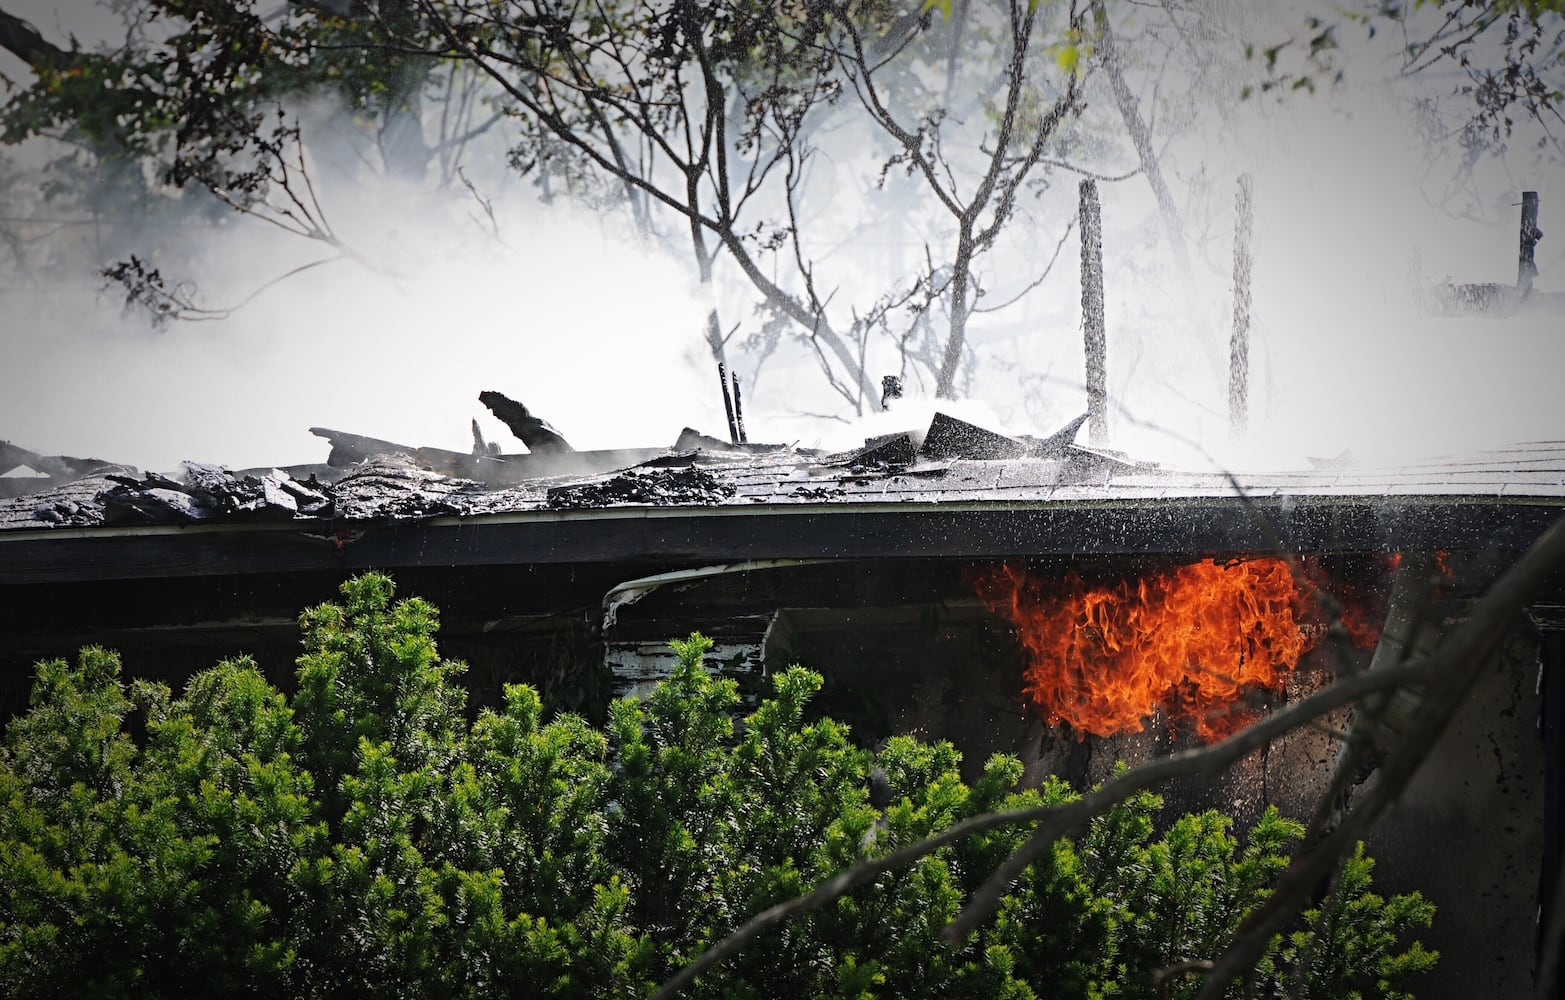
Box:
1, 495, 1561, 587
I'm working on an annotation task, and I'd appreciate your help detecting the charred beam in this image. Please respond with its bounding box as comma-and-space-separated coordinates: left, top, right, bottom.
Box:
732, 372, 748, 444
718, 363, 740, 444
478, 390, 574, 454
920, 412, 1027, 461
1520, 190, 1542, 296
471, 419, 499, 457
309, 426, 655, 484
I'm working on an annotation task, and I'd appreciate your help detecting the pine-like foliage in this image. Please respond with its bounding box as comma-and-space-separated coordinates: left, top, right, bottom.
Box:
0, 574, 1436, 999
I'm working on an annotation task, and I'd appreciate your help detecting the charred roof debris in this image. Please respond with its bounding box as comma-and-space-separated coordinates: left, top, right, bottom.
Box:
479, 389, 575, 454
546, 467, 737, 509
1, 440, 132, 501
0, 401, 1132, 528
5, 395, 1564, 537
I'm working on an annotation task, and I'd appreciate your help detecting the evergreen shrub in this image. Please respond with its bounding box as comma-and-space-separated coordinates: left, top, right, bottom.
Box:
0, 574, 1436, 998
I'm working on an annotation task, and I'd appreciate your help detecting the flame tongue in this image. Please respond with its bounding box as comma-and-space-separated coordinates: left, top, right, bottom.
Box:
978, 558, 1315, 741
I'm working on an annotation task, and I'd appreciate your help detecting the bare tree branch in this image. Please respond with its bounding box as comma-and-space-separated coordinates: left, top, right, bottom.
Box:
1090, 0, 1191, 276
973, 218, 1075, 314
0, 7, 70, 70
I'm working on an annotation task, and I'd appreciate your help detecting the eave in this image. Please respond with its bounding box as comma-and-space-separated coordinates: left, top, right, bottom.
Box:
3, 492, 1562, 588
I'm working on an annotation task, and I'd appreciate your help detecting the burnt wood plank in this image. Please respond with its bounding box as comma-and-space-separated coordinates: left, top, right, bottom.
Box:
0, 440, 130, 491
477, 391, 574, 453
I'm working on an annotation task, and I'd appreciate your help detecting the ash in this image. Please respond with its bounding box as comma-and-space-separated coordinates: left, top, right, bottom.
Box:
546, 467, 737, 509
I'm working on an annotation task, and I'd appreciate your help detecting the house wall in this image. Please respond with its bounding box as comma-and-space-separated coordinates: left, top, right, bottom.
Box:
1365, 627, 1545, 999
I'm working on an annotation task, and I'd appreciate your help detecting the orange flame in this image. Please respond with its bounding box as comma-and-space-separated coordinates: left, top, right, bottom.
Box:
1339, 605, 1381, 649
975, 558, 1374, 742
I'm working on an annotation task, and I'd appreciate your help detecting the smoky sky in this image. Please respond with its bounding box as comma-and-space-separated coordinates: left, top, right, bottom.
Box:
0, 1, 1559, 474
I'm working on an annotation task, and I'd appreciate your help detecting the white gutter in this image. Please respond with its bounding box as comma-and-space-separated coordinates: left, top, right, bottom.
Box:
601, 559, 835, 632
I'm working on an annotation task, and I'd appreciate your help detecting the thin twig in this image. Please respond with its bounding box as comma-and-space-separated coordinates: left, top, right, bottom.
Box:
973, 219, 1075, 314
1038, 158, 1142, 182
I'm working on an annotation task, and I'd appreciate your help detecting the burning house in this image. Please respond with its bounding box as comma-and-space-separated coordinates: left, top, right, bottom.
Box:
3, 187, 1562, 996
2, 400, 1563, 998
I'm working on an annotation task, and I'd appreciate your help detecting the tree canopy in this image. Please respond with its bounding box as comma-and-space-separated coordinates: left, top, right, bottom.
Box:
0, 0, 1558, 438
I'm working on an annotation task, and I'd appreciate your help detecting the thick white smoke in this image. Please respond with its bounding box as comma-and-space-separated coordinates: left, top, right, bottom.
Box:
991, 4, 1565, 471
0, 1, 1560, 474
0, 177, 723, 472
0, 1, 723, 473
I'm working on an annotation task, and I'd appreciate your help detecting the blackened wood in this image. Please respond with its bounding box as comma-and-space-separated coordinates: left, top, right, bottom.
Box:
310, 427, 650, 485
310, 426, 496, 480
1028, 413, 1089, 459
849, 433, 915, 469
471, 419, 499, 457
0, 440, 127, 487
258, 477, 300, 515
670, 428, 791, 455
546, 467, 736, 509
718, 363, 740, 444
312, 426, 419, 466
96, 465, 322, 525
1079, 179, 1108, 446
1520, 191, 1541, 295
478, 391, 574, 453
919, 412, 1027, 461
275, 475, 331, 513
101, 486, 213, 525
1230, 173, 1253, 436
674, 427, 744, 453
732, 372, 748, 443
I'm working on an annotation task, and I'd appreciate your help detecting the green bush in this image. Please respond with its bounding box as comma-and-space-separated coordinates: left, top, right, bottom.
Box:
0, 574, 1435, 999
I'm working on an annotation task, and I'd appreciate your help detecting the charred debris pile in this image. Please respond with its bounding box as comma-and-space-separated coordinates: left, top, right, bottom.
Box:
1, 391, 1111, 530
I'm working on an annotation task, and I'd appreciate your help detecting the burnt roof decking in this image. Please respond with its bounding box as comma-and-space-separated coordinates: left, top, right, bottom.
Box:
3, 437, 1565, 586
